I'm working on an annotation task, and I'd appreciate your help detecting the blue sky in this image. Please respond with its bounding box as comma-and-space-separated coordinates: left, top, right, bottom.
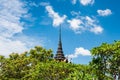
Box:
0, 0, 120, 64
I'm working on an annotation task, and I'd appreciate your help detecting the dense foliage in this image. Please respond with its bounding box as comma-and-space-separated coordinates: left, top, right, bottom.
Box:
90, 40, 120, 80
0, 46, 94, 80
0, 40, 120, 80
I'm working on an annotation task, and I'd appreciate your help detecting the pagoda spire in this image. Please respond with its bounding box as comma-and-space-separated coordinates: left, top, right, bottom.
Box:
55, 26, 65, 61
58, 26, 62, 50
59, 25, 61, 43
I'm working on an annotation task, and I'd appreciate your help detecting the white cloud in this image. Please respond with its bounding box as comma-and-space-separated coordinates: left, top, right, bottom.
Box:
0, 35, 44, 57
90, 26, 103, 34
0, 18, 23, 38
97, 9, 112, 16
0, 0, 28, 56
45, 5, 67, 27
72, 0, 77, 4
67, 16, 103, 34
71, 11, 81, 16
85, 16, 103, 34
85, 16, 95, 25
40, 2, 49, 6
12, 35, 44, 48
44, 4, 103, 34
0, 0, 27, 38
0, 37, 28, 57
29, 2, 49, 7
67, 47, 91, 59
80, 0, 94, 6
0, 0, 43, 57
29, 2, 39, 7
67, 18, 84, 33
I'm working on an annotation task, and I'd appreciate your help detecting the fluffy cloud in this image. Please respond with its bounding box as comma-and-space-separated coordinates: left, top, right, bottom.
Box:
72, 0, 77, 4
45, 5, 67, 27
29, 2, 39, 7
45, 5, 103, 34
67, 16, 103, 34
67, 19, 84, 33
85, 16, 103, 34
0, 0, 28, 56
80, 0, 94, 6
0, 37, 28, 57
85, 16, 95, 25
40, 2, 49, 6
90, 26, 103, 34
0, 0, 27, 38
0, 0, 43, 57
67, 47, 91, 59
97, 9, 112, 16
71, 11, 81, 16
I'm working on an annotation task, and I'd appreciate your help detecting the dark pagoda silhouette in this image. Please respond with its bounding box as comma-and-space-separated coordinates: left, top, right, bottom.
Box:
54, 26, 68, 62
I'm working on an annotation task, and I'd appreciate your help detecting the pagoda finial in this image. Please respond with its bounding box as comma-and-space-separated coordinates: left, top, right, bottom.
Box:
59, 25, 61, 42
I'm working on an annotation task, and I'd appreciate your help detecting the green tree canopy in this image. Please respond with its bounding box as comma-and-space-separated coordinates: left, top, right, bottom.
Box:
1, 40, 120, 80
0, 46, 94, 80
90, 40, 120, 80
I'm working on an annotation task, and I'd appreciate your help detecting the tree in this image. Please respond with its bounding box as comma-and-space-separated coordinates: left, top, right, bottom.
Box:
90, 41, 120, 80
4, 42, 120, 80
0, 46, 53, 79
0, 46, 94, 80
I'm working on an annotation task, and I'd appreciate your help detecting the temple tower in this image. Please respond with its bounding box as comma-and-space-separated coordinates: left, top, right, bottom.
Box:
54, 26, 66, 61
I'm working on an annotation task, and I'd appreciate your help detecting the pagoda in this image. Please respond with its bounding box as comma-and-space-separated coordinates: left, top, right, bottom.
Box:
54, 26, 67, 62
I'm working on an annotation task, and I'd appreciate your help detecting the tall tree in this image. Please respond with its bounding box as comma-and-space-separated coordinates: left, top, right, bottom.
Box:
90, 41, 120, 80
